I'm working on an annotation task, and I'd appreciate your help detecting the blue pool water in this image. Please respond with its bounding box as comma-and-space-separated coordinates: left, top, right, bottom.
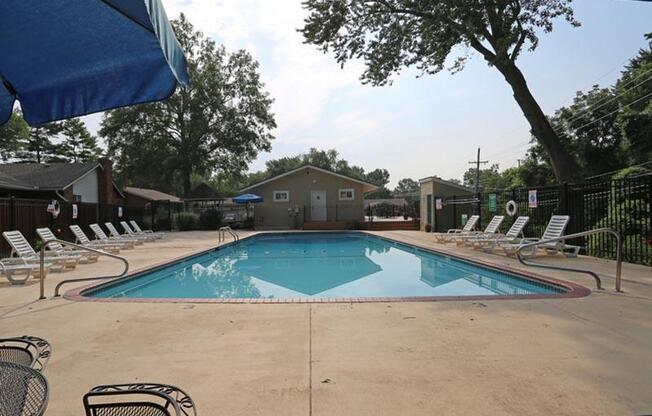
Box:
88, 233, 563, 300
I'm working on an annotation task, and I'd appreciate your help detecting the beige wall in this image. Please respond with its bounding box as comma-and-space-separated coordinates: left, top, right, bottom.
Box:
419, 178, 473, 232
247, 168, 366, 229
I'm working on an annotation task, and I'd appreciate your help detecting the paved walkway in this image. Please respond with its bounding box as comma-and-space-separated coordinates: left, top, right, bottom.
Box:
1, 230, 650, 416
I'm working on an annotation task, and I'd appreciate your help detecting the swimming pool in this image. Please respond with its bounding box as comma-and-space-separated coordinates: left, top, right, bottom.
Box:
80, 232, 584, 302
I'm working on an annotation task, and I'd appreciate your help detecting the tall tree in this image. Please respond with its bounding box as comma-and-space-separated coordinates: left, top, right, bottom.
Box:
0, 111, 29, 161
393, 178, 419, 195
101, 14, 276, 195
59, 118, 101, 162
14, 122, 63, 163
300, 0, 580, 183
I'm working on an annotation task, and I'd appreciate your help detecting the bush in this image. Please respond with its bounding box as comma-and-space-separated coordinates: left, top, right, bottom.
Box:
425, 224, 432, 233
177, 212, 199, 231
199, 209, 222, 230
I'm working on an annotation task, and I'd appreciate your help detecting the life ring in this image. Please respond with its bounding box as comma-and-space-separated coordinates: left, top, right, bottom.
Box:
48, 200, 61, 218
505, 200, 517, 217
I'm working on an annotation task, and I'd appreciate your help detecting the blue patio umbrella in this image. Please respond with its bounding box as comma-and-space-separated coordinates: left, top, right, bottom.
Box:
232, 194, 264, 204
0, 0, 189, 126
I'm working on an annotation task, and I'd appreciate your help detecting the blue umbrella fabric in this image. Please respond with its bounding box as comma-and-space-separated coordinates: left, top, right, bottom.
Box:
232, 194, 264, 204
0, 0, 190, 126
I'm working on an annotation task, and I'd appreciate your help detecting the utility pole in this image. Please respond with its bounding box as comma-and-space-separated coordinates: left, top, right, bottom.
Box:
468, 148, 489, 194
468, 147, 489, 228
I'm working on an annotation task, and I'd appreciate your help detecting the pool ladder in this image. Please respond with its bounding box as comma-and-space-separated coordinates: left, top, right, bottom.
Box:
218, 226, 240, 243
36, 239, 130, 300
515, 228, 623, 292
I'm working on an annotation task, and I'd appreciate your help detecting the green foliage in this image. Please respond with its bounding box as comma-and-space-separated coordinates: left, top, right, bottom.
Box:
300, 0, 581, 182
59, 119, 101, 162
101, 14, 276, 195
394, 178, 419, 195
0, 112, 29, 160
14, 121, 64, 163
587, 197, 651, 266
244, 147, 388, 190
199, 208, 223, 230
176, 212, 199, 231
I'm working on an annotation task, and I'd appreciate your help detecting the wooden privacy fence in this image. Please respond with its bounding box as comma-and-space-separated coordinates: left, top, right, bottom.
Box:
0, 198, 145, 258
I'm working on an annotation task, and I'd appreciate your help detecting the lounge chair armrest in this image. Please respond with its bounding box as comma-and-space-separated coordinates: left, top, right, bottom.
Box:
446, 229, 463, 234
84, 383, 197, 416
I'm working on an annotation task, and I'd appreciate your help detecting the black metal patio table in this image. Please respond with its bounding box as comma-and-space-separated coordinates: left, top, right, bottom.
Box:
0, 360, 49, 416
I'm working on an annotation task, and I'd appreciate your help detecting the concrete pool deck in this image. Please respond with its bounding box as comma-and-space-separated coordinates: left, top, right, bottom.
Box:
1, 230, 650, 415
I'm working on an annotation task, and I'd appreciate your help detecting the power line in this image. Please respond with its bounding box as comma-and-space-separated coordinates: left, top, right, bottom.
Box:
557, 91, 652, 134
550, 72, 652, 136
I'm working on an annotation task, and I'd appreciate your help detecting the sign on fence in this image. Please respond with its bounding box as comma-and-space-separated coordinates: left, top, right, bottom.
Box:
72, 204, 78, 219
528, 190, 538, 208
488, 194, 497, 212
118, 206, 123, 218
435, 198, 443, 210
461, 213, 468, 225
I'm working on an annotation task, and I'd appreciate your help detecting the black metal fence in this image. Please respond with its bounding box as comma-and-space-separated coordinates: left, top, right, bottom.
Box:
434, 174, 652, 265
0, 198, 144, 258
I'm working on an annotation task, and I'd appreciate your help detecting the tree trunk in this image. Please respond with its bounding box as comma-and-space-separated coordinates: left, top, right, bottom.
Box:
495, 61, 577, 183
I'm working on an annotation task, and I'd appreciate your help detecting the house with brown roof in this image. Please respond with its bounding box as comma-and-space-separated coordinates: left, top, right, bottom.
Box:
123, 186, 183, 208
0, 159, 124, 204
239, 165, 379, 229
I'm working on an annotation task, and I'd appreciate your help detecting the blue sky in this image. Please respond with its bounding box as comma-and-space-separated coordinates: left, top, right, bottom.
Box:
86, 0, 652, 187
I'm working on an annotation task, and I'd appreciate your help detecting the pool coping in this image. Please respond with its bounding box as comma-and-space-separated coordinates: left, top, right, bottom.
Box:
64, 231, 591, 303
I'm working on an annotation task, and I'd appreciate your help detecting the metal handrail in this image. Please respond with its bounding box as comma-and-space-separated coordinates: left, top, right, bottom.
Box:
37, 239, 129, 299
515, 227, 622, 292
218, 226, 239, 243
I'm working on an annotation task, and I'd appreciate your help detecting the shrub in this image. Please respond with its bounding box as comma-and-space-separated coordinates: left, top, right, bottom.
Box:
176, 212, 199, 231
425, 224, 432, 232
199, 209, 222, 230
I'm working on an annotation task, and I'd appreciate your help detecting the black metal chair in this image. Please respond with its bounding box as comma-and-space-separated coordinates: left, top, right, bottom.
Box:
0, 336, 52, 372
0, 361, 49, 416
83, 383, 197, 416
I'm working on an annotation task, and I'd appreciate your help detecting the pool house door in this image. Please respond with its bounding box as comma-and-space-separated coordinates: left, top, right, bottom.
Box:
310, 190, 327, 221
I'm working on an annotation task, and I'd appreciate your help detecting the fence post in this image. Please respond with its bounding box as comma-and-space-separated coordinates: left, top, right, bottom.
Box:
452, 195, 457, 229
9, 196, 16, 230
335, 204, 338, 221
151, 201, 156, 232
559, 182, 569, 215
168, 200, 172, 231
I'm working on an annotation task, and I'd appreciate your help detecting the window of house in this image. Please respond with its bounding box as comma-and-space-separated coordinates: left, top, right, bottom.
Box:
338, 188, 355, 201
273, 190, 289, 202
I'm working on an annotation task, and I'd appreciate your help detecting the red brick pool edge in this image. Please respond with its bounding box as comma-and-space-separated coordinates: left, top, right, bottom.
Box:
63, 232, 592, 304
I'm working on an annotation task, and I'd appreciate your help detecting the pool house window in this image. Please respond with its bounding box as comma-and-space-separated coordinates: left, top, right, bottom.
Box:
273, 190, 289, 202
338, 188, 355, 201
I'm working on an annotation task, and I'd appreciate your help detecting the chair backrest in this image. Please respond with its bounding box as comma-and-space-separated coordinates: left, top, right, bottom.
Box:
483, 216, 504, 234
0, 361, 49, 416
505, 216, 530, 238
462, 215, 479, 232
542, 215, 570, 240
70, 225, 91, 244
36, 228, 65, 252
130, 221, 143, 233
0, 336, 52, 372
104, 223, 121, 238
89, 224, 109, 241
121, 221, 135, 235
2, 231, 37, 258
83, 383, 197, 416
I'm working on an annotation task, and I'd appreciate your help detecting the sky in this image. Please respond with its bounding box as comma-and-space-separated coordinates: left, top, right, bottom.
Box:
84, 0, 652, 188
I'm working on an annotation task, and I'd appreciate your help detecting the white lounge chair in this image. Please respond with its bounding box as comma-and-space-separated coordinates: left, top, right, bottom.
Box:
454, 215, 505, 246
120, 221, 156, 242
2, 231, 80, 271
0, 258, 51, 285
129, 220, 164, 239
470, 216, 530, 252
36, 227, 99, 263
89, 224, 137, 249
105, 223, 145, 245
433, 215, 480, 243
69, 225, 123, 254
502, 215, 580, 258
